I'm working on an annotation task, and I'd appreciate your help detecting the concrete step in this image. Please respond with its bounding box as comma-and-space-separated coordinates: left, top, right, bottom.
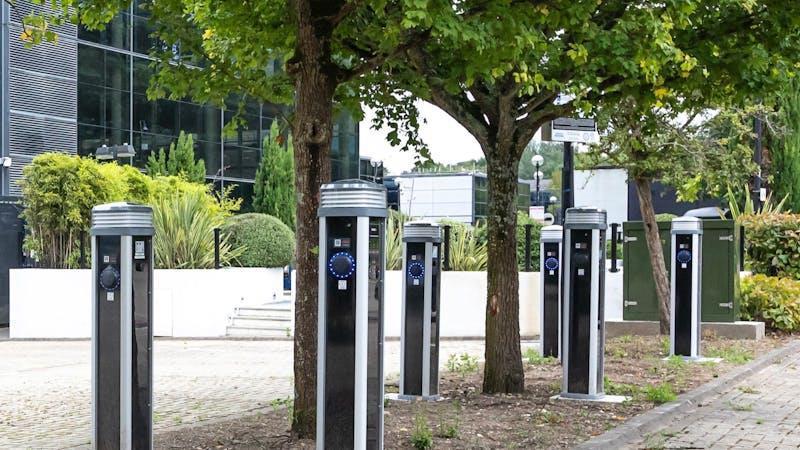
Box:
234, 306, 291, 318
230, 316, 290, 328
226, 325, 292, 338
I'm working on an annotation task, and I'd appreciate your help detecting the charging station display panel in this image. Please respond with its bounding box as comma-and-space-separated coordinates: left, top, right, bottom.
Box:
95, 236, 122, 448
429, 244, 441, 395
367, 219, 384, 449
131, 236, 152, 447
567, 230, 592, 394
403, 242, 426, 396
674, 235, 694, 356
324, 217, 357, 449
542, 242, 561, 357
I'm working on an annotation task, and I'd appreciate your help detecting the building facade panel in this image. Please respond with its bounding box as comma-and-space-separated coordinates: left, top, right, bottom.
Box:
2, 0, 359, 202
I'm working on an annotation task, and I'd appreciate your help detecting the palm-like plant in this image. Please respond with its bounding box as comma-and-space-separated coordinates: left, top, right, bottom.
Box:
152, 190, 243, 268
385, 209, 406, 270
446, 222, 488, 271
726, 183, 788, 221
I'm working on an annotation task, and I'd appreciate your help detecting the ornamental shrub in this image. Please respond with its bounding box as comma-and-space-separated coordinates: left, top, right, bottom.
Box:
20, 153, 116, 268
146, 131, 206, 183
152, 189, 243, 269
740, 214, 800, 279
253, 122, 296, 230
223, 213, 295, 268
740, 274, 800, 332
21, 153, 239, 269
438, 219, 487, 271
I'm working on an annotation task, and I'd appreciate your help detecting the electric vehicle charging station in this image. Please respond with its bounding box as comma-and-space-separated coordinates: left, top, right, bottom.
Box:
317, 180, 387, 450
558, 207, 626, 403
539, 225, 563, 358
399, 221, 442, 400
670, 217, 718, 362
91, 203, 154, 450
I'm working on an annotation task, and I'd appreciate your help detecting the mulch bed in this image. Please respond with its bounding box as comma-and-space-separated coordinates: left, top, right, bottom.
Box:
155, 333, 792, 449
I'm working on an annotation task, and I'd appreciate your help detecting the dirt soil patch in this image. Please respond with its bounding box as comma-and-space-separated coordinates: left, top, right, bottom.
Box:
155, 333, 792, 449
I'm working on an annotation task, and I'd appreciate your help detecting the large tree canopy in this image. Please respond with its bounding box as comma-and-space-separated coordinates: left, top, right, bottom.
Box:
363, 0, 800, 393
24, 0, 441, 437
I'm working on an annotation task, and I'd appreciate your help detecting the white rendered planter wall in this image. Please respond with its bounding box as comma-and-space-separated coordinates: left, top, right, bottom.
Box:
382, 271, 540, 339
9, 268, 284, 339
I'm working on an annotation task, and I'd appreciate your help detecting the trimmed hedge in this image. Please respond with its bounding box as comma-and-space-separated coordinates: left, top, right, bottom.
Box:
223, 213, 294, 268
740, 274, 800, 332
740, 214, 800, 279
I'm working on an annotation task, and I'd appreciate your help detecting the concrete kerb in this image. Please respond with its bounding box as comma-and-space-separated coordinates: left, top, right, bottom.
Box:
574, 339, 800, 450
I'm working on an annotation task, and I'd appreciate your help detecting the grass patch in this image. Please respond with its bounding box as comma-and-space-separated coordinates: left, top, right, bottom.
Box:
524, 348, 558, 365
411, 410, 433, 449
436, 402, 461, 439
665, 355, 688, 371
706, 344, 753, 364
604, 376, 640, 397
536, 408, 563, 424
659, 336, 671, 355
446, 353, 479, 376
644, 383, 677, 404
727, 401, 754, 412
738, 386, 760, 394
642, 430, 679, 449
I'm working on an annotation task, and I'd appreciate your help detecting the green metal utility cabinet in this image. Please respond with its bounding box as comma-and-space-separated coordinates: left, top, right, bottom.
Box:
622, 219, 740, 322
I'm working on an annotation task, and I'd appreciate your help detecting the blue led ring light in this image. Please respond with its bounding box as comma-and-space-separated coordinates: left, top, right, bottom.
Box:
676, 249, 692, 264
544, 257, 559, 271
408, 261, 425, 280
328, 252, 356, 280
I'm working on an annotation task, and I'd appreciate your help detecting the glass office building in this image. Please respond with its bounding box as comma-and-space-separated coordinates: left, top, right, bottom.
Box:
0, 1, 359, 202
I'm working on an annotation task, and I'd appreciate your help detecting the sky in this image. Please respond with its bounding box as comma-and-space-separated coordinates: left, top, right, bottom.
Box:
359, 101, 485, 175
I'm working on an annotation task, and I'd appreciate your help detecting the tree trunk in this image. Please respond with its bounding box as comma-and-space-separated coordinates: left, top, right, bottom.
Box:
290, 0, 337, 438
634, 177, 671, 334
482, 149, 525, 394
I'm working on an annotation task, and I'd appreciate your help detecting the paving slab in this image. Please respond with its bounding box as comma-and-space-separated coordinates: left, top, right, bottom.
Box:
0, 338, 507, 449
579, 339, 800, 450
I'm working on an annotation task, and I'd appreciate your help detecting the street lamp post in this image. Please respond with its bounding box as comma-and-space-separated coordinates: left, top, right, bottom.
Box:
532, 154, 544, 205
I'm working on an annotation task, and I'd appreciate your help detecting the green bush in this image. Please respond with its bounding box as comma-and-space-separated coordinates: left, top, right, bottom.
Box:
20, 153, 116, 268
740, 214, 800, 279
146, 131, 206, 183
253, 122, 296, 229
655, 213, 678, 222
223, 213, 295, 268
21, 153, 240, 269
740, 274, 800, 332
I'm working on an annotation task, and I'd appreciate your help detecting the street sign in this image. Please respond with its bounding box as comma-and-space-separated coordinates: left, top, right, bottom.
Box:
529, 206, 545, 222
542, 117, 599, 144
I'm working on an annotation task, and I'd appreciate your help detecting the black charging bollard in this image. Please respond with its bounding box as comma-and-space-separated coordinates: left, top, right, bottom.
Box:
91, 202, 154, 449
317, 180, 387, 450
558, 207, 627, 403
539, 225, 563, 358
399, 221, 442, 401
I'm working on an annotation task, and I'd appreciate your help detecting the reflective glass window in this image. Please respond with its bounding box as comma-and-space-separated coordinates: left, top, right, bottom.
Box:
78, 14, 130, 50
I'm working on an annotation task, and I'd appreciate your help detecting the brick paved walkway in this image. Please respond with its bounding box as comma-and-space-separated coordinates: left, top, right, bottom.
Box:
0, 338, 502, 449
633, 349, 800, 450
